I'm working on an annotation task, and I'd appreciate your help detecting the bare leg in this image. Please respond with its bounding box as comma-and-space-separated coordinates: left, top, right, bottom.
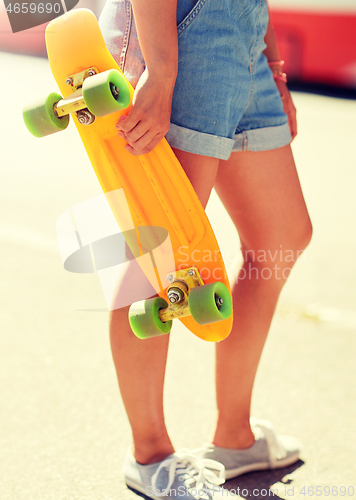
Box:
110, 300, 173, 464
110, 149, 219, 464
213, 145, 312, 448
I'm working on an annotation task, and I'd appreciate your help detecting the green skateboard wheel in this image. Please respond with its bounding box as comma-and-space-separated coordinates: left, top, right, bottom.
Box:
188, 282, 232, 325
23, 92, 69, 138
129, 297, 172, 339
82, 69, 131, 117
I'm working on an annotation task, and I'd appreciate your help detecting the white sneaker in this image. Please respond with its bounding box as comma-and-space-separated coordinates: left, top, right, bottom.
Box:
201, 418, 302, 479
123, 448, 242, 499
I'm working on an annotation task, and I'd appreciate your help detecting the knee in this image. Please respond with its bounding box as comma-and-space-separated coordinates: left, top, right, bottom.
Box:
242, 216, 313, 273
292, 216, 313, 258
302, 217, 313, 250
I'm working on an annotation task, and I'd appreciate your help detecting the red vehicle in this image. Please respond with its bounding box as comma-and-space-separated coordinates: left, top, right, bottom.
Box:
269, 0, 356, 89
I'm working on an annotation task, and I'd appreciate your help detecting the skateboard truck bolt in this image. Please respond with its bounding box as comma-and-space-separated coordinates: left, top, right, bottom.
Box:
189, 269, 196, 276
77, 109, 95, 125
110, 84, 120, 98
215, 296, 223, 308
88, 69, 96, 76
66, 77, 73, 86
168, 287, 184, 304
167, 275, 173, 282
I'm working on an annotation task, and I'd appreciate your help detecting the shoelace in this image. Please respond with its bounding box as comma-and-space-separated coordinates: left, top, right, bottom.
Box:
251, 418, 287, 463
151, 448, 225, 498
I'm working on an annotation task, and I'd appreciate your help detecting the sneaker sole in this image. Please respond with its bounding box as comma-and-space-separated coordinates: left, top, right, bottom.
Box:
224, 452, 300, 480
125, 478, 165, 500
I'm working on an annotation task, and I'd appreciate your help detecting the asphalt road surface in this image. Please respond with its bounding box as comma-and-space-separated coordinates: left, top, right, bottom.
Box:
1, 52, 356, 499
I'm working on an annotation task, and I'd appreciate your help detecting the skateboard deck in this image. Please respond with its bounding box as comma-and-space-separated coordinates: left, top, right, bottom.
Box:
26, 9, 233, 342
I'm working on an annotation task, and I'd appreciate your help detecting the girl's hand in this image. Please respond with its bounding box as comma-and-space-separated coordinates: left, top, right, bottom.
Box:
116, 68, 176, 156
275, 79, 297, 141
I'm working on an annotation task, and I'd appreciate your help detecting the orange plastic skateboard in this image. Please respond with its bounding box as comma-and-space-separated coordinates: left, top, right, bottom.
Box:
23, 9, 233, 342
